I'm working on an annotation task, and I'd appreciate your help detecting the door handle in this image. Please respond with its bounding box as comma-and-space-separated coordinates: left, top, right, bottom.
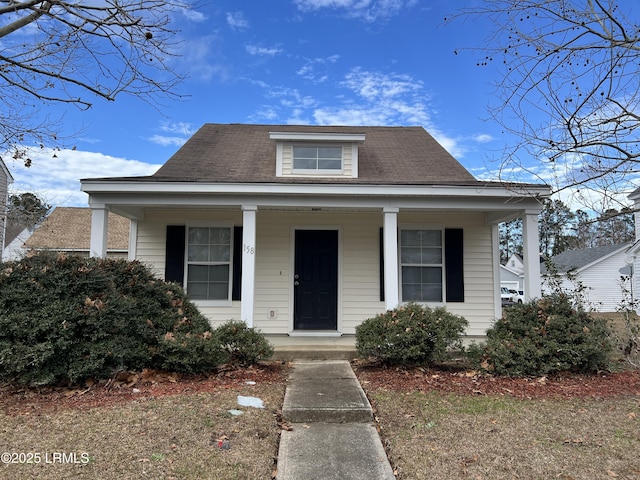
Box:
294, 281, 300, 286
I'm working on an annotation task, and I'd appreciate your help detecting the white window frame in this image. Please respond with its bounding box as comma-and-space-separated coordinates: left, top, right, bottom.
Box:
399, 224, 446, 305
291, 144, 344, 174
184, 222, 234, 306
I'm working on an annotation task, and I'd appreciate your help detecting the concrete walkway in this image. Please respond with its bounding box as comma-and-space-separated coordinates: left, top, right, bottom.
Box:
276, 360, 395, 480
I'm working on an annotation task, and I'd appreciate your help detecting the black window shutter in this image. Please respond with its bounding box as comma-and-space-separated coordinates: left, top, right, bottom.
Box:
165, 225, 186, 285
379, 227, 385, 302
232, 226, 243, 300
445, 228, 464, 302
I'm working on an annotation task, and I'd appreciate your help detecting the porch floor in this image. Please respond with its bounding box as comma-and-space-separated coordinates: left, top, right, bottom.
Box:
266, 334, 357, 361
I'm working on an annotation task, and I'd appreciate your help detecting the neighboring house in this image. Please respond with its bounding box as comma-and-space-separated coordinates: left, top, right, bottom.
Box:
2, 227, 31, 261
541, 243, 632, 312
23, 207, 130, 258
81, 124, 550, 348
500, 264, 524, 295
504, 254, 524, 276
0, 159, 14, 259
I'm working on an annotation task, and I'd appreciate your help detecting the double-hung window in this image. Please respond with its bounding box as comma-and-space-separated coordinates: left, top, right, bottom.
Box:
293, 145, 343, 172
186, 226, 232, 301
400, 228, 444, 302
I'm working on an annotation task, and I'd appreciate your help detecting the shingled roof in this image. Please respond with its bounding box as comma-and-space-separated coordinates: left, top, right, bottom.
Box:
542, 243, 631, 274
24, 207, 129, 251
96, 124, 486, 185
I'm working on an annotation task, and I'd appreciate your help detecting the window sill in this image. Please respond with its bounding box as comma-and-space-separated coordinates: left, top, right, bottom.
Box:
192, 299, 233, 308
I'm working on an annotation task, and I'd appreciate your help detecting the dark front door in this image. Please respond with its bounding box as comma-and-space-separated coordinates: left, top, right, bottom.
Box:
294, 229, 338, 330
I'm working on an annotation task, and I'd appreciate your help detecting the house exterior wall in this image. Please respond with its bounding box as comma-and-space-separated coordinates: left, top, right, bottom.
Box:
135, 208, 498, 337
0, 165, 9, 258
544, 250, 630, 312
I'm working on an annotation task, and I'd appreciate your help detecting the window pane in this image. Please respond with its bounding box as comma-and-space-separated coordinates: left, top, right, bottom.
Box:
401, 247, 422, 264
422, 247, 442, 264
209, 283, 229, 300
421, 230, 442, 246
401, 266, 442, 303
210, 265, 229, 281
187, 282, 208, 300
188, 265, 209, 282
293, 146, 316, 158
318, 147, 342, 159
401, 230, 421, 246
188, 244, 209, 262
422, 284, 442, 302
294, 158, 317, 169
402, 283, 422, 301
318, 158, 342, 170
210, 245, 230, 262
188, 227, 209, 245
210, 228, 230, 244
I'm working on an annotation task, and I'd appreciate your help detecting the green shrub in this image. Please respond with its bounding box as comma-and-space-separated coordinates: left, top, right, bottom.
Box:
0, 252, 221, 385
355, 303, 468, 366
476, 294, 612, 376
213, 320, 274, 366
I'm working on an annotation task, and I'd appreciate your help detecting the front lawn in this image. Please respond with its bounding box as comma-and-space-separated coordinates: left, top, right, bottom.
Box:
0, 365, 286, 480
356, 365, 640, 480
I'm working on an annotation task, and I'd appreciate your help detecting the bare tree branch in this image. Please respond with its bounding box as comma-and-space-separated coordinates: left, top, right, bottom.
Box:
447, 0, 640, 214
0, 0, 193, 164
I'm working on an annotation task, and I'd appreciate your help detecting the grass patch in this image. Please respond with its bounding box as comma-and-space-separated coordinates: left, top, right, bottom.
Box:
370, 390, 640, 479
0, 384, 284, 480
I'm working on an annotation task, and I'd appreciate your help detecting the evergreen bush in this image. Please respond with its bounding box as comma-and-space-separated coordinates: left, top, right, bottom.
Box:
355, 303, 468, 365
476, 294, 612, 376
0, 252, 221, 385
213, 320, 274, 366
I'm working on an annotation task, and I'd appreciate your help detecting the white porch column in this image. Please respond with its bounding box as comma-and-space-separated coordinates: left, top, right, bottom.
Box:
522, 212, 542, 300
127, 219, 138, 261
90, 206, 109, 258
383, 207, 399, 310
240, 206, 257, 327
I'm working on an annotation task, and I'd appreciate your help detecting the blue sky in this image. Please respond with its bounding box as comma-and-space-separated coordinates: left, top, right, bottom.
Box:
3, 0, 580, 207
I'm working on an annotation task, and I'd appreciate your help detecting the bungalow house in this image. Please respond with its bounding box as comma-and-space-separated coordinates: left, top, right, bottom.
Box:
80, 124, 550, 351
22, 207, 130, 258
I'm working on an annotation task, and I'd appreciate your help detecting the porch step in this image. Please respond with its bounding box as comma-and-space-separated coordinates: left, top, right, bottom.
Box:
267, 335, 358, 362
272, 346, 357, 362
281, 360, 372, 423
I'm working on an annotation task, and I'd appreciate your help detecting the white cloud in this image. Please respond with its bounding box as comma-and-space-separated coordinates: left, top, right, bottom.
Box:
293, 0, 417, 21
296, 55, 340, 82
226, 11, 250, 30
180, 7, 207, 22
146, 122, 196, 147
6, 148, 158, 207
245, 45, 283, 56
176, 34, 229, 82
146, 135, 188, 147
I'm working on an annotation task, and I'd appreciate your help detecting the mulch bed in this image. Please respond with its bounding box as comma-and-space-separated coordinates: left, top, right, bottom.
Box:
2, 362, 639, 417
0, 363, 288, 416
353, 362, 640, 399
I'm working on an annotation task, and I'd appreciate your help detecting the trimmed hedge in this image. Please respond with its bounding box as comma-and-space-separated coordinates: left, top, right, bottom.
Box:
356, 303, 468, 366
474, 294, 612, 376
0, 252, 272, 385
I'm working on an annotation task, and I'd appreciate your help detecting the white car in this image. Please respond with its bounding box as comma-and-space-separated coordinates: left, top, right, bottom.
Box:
509, 289, 524, 304
500, 286, 513, 306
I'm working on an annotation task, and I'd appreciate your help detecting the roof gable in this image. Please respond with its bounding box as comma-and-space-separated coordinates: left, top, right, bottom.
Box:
151, 124, 478, 185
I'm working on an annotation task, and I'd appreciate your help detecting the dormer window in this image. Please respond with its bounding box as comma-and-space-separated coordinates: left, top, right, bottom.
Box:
293, 145, 343, 172
270, 131, 365, 179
